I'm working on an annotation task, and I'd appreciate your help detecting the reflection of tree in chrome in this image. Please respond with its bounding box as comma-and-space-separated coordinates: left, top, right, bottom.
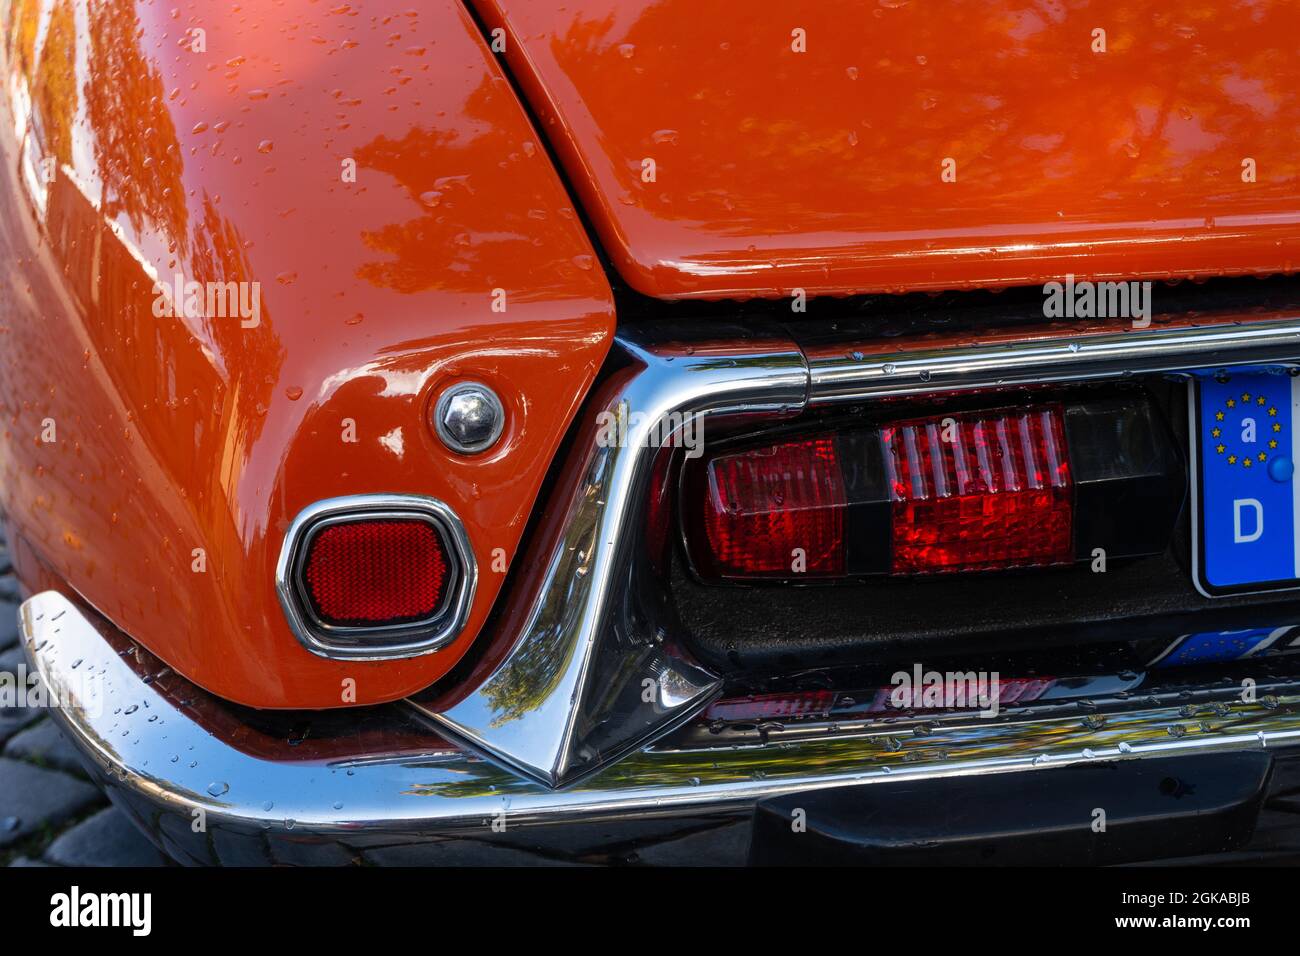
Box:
479, 622, 570, 730
84, 0, 188, 245
478, 576, 584, 730
476, 456, 607, 729
411, 692, 1300, 802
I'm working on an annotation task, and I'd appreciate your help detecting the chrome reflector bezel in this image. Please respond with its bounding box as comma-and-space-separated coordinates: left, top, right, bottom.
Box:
275, 494, 477, 661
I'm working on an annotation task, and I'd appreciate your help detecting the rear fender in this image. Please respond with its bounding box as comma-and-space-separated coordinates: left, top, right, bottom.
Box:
0, 0, 614, 707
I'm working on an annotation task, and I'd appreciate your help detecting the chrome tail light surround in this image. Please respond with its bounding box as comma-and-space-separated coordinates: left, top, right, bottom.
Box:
420, 313, 1300, 789
276, 494, 477, 661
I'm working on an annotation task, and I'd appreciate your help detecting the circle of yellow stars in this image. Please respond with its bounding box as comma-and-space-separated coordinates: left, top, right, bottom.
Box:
1211, 391, 1279, 468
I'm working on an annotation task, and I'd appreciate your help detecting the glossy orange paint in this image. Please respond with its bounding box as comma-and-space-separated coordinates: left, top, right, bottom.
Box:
476, 0, 1300, 299
0, 0, 614, 707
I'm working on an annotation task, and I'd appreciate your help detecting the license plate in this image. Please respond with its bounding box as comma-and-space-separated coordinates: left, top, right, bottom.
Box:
1192, 371, 1300, 596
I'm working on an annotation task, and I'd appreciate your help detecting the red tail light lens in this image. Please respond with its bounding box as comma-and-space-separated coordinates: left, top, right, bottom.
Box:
303, 519, 450, 626
682, 405, 1079, 583
690, 436, 846, 579
883, 406, 1072, 574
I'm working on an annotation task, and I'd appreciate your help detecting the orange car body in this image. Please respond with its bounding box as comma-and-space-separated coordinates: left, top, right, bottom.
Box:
0, 0, 613, 707
480, 0, 1300, 298
2, 0, 1298, 710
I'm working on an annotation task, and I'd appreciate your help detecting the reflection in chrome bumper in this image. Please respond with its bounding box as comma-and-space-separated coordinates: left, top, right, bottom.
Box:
23, 591, 1300, 866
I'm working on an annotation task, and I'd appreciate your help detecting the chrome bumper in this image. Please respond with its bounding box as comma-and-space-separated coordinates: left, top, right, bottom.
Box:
22, 591, 1300, 865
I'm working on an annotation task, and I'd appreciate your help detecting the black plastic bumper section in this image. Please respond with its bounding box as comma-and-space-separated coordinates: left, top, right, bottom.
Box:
750, 752, 1273, 866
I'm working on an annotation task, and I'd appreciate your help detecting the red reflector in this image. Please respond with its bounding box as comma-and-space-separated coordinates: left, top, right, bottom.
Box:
883, 406, 1072, 574
692, 436, 846, 578
303, 519, 450, 626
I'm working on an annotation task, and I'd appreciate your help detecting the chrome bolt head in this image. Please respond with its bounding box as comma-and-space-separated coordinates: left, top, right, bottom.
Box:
433, 381, 504, 454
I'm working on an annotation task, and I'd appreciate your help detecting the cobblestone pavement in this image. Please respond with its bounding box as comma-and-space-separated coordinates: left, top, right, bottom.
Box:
0, 533, 170, 867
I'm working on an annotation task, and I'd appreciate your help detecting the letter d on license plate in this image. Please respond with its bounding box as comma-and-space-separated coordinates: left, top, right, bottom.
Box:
1193, 371, 1300, 596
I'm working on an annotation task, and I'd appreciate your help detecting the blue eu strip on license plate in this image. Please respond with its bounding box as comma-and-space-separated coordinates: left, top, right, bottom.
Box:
1193, 371, 1300, 596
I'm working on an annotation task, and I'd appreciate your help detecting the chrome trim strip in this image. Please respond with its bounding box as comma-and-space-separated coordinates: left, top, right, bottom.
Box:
20, 591, 1300, 865
806, 314, 1300, 404
419, 333, 810, 787
275, 494, 477, 661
